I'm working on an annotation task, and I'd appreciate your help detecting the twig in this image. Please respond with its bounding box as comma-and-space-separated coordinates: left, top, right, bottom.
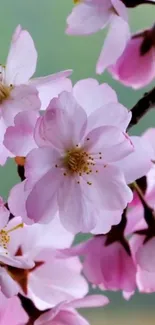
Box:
128, 87, 155, 130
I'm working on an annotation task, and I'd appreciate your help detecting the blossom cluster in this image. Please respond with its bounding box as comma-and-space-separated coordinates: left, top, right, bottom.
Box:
0, 1, 155, 324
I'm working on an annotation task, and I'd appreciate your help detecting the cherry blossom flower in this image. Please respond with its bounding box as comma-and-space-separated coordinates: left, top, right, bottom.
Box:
66, 0, 130, 74
8, 80, 153, 234
109, 25, 155, 89
0, 214, 88, 310
23, 82, 154, 234
24, 91, 134, 233
0, 291, 28, 325
0, 25, 72, 165
34, 295, 109, 325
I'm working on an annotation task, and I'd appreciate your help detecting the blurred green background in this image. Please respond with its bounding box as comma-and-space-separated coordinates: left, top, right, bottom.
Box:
0, 0, 155, 323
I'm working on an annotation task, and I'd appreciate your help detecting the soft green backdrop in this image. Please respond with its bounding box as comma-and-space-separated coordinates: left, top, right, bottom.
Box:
0, 1, 155, 323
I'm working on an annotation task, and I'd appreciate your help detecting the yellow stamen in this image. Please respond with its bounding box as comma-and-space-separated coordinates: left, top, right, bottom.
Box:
0, 83, 12, 104
63, 147, 90, 175
7, 223, 24, 234
0, 223, 24, 251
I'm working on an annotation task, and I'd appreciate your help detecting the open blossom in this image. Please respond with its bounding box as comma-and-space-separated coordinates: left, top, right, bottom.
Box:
25, 90, 134, 233
109, 25, 155, 89
0, 25, 72, 165
0, 214, 88, 310
34, 295, 109, 325
66, 0, 130, 74
0, 291, 28, 325
8, 80, 153, 234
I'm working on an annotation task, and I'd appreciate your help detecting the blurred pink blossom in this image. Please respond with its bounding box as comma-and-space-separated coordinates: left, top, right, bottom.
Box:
66, 0, 130, 74
62, 235, 136, 298
0, 25, 72, 164
109, 25, 155, 88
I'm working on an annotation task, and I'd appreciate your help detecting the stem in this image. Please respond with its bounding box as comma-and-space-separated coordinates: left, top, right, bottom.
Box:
133, 182, 155, 227
128, 87, 155, 130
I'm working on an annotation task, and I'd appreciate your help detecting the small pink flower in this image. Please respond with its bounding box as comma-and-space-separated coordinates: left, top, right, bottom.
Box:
0, 25, 72, 164
0, 291, 28, 325
109, 25, 155, 88
34, 294, 109, 325
66, 0, 130, 74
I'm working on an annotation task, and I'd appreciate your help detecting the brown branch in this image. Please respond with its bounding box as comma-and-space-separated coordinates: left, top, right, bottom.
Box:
127, 86, 155, 130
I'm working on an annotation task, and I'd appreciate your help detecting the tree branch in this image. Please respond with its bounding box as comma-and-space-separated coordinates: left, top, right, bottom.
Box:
127, 87, 155, 130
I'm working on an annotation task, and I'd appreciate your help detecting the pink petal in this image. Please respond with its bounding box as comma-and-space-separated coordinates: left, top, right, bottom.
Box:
83, 126, 133, 162
29, 257, 88, 310
36, 92, 87, 150
85, 164, 133, 211
0, 293, 28, 325
0, 118, 13, 165
21, 215, 74, 253
30, 70, 72, 110
58, 177, 97, 233
99, 242, 136, 292
4, 111, 38, 156
35, 309, 89, 325
136, 238, 155, 272
8, 181, 32, 224
109, 36, 155, 89
1, 84, 40, 126
87, 102, 131, 132
115, 136, 154, 184
5, 25, 37, 85
73, 78, 118, 116
26, 168, 61, 223
96, 16, 130, 74
0, 268, 19, 297
25, 147, 60, 188
136, 268, 155, 293
91, 209, 122, 234
66, 2, 111, 35
69, 294, 109, 309
142, 128, 155, 158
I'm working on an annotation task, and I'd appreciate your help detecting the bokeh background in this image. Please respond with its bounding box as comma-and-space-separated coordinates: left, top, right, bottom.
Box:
0, 0, 155, 324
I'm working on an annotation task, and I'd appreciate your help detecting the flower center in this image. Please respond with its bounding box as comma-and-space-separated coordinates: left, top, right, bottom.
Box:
0, 223, 23, 251
63, 147, 95, 175
0, 83, 12, 104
